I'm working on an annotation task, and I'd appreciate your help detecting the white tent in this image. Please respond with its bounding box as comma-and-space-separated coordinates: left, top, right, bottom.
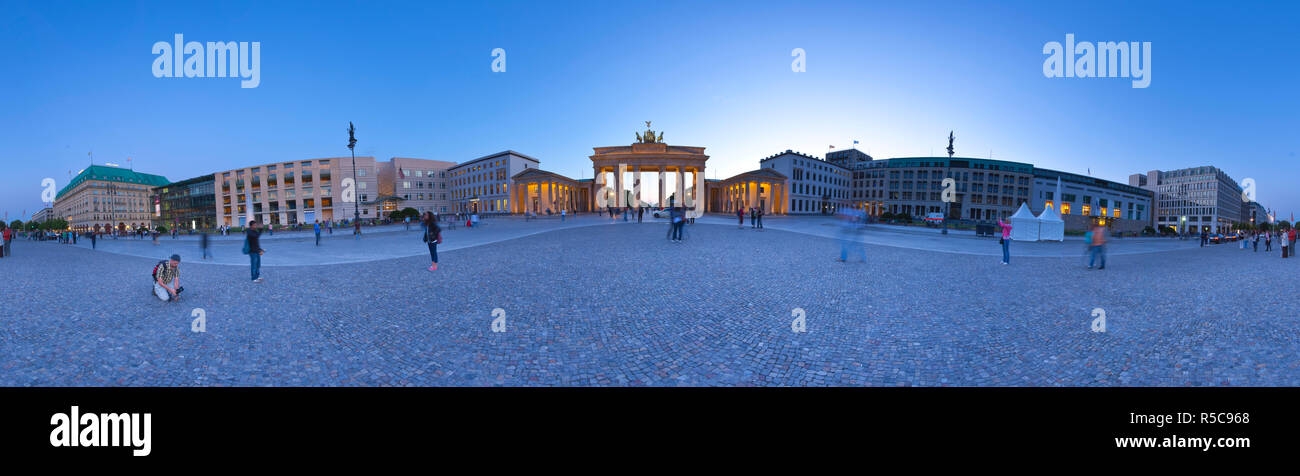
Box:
1036, 204, 1065, 242
1036, 177, 1065, 241
1009, 203, 1039, 241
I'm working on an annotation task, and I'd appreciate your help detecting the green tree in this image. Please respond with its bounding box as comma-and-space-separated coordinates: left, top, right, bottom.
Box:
391, 207, 419, 221
8, 220, 21, 230
41, 218, 68, 231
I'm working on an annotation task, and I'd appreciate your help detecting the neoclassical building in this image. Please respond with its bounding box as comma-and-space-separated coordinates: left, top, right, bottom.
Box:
54, 165, 170, 232
590, 123, 709, 211
707, 168, 789, 214
505, 123, 792, 216
509, 168, 592, 214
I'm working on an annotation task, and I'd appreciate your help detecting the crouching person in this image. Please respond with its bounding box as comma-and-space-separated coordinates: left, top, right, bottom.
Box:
153, 254, 184, 302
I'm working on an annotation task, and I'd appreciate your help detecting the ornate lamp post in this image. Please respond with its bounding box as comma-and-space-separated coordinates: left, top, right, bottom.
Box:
348, 122, 360, 236
943, 131, 955, 235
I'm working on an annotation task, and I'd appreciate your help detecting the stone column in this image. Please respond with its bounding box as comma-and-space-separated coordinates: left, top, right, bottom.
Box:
693, 169, 703, 214
633, 167, 641, 209
675, 168, 685, 208
658, 167, 666, 208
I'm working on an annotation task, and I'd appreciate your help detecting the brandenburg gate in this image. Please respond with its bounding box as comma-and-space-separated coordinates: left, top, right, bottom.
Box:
591, 122, 706, 213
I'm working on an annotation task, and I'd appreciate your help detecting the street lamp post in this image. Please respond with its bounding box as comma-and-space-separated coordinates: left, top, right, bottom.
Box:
348, 122, 360, 237
943, 131, 955, 235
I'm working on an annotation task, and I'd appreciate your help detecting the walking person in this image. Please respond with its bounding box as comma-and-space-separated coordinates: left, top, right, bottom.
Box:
423, 212, 442, 271
837, 209, 866, 262
749, 207, 756, 228
670, 207, 685, 242
89, 230, 96, 250
736, 207, 744, 228
1200, 229, 1208, 247
996, 217, 1012, 265
561, 208, 567, 222
244, 220, 265, 283
313, 220, 322, 246
756, 207, 764, 229
636, 207, 643, 223
1265, 231, 1272, 252
1253, 232, 1260, 252
0, 223, 7, 259
200, 232, 212, 260
1087, 223, 1107, 270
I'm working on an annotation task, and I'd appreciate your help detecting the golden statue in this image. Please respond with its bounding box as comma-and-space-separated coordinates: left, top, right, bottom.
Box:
636, 121, 663, 144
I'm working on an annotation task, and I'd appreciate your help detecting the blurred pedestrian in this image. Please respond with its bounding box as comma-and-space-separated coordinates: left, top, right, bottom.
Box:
670, 207, 685, 242
200, 232, 211, 260
837, 209, 866, 262
1087, 223, 1107, 270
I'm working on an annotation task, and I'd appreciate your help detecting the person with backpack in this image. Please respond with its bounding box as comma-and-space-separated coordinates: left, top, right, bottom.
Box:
244, 220, 265, 283
422, 212, 443, 271
152, 254, 184, 302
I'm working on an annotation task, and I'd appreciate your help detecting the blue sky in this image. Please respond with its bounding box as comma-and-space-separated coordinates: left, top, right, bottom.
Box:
2, 0, 1297, 221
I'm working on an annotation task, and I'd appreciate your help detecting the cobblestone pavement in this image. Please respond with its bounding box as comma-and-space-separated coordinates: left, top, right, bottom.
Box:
2, 222, 1296, 386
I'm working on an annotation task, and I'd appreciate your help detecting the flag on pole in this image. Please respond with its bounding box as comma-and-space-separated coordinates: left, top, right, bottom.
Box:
829, 145, 835, 150
853, 140, 859, 145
